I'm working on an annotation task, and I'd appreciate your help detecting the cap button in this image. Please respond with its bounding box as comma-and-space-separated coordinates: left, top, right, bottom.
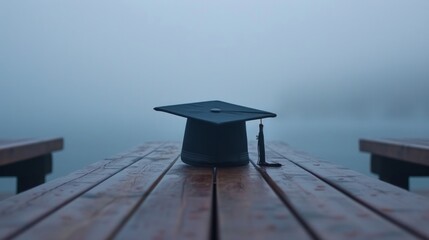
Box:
210, 108, 221, 113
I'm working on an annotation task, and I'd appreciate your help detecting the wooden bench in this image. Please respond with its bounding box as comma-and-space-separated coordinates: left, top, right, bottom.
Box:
1, 141, 429, 239
360, 138, 429, 190
0, 138, 64, 193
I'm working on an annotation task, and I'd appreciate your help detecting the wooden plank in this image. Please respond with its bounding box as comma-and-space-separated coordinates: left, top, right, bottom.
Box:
115, 161, 213, 240
360, 138, 429, 167
216, 159, 312, 240
0, 138, 64, 166
105, 141, 168, 159
249, 144, 417, 240
0, 142, 164, 239
269, 141, 429, 239
14, 142, 181, 240
394, 138, 429, 147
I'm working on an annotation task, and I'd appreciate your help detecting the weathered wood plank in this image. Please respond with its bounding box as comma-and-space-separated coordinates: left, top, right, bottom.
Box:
14, 143, 181, 240
115, 161, 213, 240
269, 141, 429, 239
105, 141, 168, 160
0, 142, 164, 239
360, 138, 429, 167
249, 144, 417, 240
0, 138, 63, 166
216, 159, 312, 240
396, 138, 429, 147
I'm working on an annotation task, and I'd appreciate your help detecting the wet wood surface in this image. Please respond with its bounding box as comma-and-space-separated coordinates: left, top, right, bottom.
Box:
1, 141, 429, 240
216, 161, 311, 240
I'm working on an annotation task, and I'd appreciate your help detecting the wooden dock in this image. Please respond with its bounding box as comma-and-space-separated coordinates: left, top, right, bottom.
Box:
360, 138, 429, 190
1, 141, 429, 240
0, 138, 63, 193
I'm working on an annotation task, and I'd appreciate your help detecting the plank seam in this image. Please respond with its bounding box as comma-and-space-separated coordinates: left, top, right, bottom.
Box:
249, 159, 319, 240
268, 145, 429, 240
7, 143, 167, 240
108, 154, 181, 240
210, 167, 218, 240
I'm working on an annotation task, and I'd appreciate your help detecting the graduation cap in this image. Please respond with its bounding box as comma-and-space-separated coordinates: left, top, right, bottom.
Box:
154, 100, 281, 167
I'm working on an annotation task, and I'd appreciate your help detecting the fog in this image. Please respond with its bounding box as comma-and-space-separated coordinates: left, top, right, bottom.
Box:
1, 1, 429, 191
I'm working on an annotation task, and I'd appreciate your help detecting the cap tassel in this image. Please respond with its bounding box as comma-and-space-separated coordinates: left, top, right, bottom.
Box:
257, 120, 282, 167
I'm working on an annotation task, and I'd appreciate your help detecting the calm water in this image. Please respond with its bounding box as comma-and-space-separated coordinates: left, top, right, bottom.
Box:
2, 117, 428, 192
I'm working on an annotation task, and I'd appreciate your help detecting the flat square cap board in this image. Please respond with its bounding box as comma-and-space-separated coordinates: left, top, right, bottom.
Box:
154, 100, 277, 167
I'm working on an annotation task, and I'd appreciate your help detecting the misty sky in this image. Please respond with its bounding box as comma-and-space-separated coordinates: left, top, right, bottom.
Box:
1, 0, 429, 134
1, 1, 429, 190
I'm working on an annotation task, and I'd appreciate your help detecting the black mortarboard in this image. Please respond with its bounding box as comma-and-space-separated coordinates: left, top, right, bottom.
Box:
154, 100, 276, 167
